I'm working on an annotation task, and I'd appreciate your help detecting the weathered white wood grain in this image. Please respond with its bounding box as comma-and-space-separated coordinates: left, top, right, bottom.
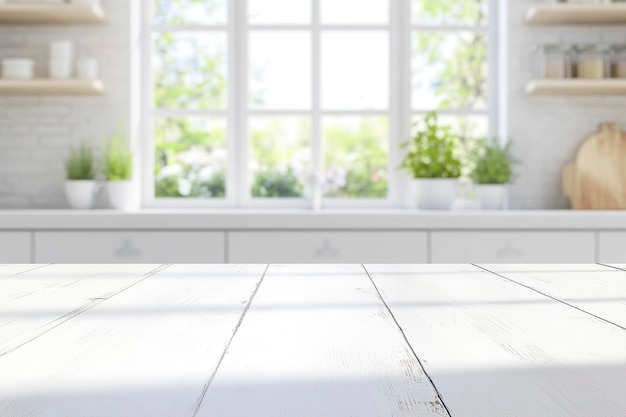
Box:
196, 264, 449, 417
366, 264, 626, 417
0, 264, 266, 417
0, 264, 160, 356
477, 264, 626, 329
0, 264, 48, 279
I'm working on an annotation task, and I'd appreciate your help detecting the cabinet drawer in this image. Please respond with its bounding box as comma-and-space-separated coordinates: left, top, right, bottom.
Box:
228, 231, 427, 263
35, 231, 225, 263
598, 232, 626, 263
431, 232, 595, 263
0, 232, 31, 263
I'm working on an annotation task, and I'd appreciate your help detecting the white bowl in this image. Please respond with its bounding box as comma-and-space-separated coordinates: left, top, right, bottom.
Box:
77, 58, 98, 79
49, 59, 72, 79
50, 41, 74, 60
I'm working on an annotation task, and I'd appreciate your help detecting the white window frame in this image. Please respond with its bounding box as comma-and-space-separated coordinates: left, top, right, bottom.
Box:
140, 0, 499, 209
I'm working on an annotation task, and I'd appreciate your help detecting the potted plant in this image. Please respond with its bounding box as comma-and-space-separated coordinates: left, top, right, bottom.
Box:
470, 137, 518, 210
401, 111, 462, 209
64, 142, 96, 209
103, 128, 134, 210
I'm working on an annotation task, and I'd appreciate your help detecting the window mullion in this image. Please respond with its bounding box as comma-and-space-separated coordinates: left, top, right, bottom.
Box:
230, 0, 248, 207
311, 0, 322, 210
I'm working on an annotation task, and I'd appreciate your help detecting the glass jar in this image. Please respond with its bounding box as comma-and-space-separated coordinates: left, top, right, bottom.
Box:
575, 44, 610, 79
534, 44, 572, 79
612, 45, 626, 79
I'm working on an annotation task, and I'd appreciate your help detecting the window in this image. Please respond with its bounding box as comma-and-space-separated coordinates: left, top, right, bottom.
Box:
143, 0, 497, 208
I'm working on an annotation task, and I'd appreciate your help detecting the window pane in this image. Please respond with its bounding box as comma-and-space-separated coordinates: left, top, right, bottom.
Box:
321, 0, 389, 25
412, 31, 487, 110
321, 32, 389, 110
154, 117, 227, 199
411, 114, 488, 142
249, 32, 311, 109
412, 0, 488, 26
322, 116, 388, 198
153, 0, 227, 26
250, 117, 311, 198
249, 0, 311, 24
153, 32, 227, 110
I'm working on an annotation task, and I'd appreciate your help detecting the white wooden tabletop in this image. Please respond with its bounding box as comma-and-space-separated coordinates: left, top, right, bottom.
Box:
1, 263, 626, 417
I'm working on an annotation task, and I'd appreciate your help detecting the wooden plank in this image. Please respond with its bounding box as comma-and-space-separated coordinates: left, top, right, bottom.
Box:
0, 264, 160, 356
477, 264, 626, 329
366, 264, 626, 417
0, 79, 104, 96
526, 4, 626, 25
0, 4, 105, 25
526, 80, 626, 96
196, 264, 449, 417
0, 264, 266, 417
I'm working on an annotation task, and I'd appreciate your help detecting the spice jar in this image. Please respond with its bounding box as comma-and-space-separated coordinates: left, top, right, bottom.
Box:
534, 44, 572, 79
575, 45, 610, 79
612, 45, 626, 79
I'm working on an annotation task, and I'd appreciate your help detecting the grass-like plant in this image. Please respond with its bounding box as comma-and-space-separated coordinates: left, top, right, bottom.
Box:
470, 137, 518, 185
103, 128, 132, 181
400, 111, 462, 179
65, 142, 95, 180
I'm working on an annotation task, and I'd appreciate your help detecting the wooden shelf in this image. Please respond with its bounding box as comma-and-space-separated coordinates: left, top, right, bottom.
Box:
526, 4, 626, 25
0, 79, 104, 95
0, 3, 105, 25
526, 79, 626, 96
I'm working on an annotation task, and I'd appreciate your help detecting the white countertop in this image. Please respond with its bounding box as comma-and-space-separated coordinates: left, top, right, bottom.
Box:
2, 264, 626, 416
0, 209, 624, 230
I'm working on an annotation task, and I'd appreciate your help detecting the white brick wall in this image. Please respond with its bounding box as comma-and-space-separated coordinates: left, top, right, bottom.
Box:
0, 0, 130, 208
0, 0, 624, 209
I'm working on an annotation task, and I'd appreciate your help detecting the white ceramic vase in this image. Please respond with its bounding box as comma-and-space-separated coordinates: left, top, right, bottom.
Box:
106, 180, 135, 210
64, 180, 96, 209
413, 178, 459, 210
475, 184, 508, 210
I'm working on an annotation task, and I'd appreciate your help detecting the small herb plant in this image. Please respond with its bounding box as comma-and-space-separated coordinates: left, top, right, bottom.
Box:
470, 137, 518, 185
400, 111, 462, 179
65, 142, 95, 180
103, 128, 132, 181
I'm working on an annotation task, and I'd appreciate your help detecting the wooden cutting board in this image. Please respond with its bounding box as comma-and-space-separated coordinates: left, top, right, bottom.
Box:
562, 122, 626, 209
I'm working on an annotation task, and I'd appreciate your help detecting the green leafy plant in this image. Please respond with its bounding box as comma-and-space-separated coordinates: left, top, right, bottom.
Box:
252, 169, 304, 198
400, 112, 462, 179
103, 128, 132, 181
470, 137, 518, 185
65, 142, 95, 180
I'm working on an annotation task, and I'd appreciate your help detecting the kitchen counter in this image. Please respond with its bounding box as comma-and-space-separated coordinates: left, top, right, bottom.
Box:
1, 263, 626, 417
0, 209, 625, 230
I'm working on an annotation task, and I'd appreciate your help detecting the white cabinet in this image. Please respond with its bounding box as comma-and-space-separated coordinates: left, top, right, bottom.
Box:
228, 231, 428, 263
431, 231, 596, 263
598, 232, 626, 263
35, 231, 225, 263
0, 232, 31, 263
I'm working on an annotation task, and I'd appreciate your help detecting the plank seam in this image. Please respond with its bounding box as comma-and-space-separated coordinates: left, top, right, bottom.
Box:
600, 263, 626, 272
10, 263, 51, 277
0, 263, 172, 358
473, 264, 626, 333
192, 264, 270, 417
361, 264, 453, 417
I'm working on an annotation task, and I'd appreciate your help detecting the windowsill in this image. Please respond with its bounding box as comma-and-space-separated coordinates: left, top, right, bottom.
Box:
0, 209, 623, 230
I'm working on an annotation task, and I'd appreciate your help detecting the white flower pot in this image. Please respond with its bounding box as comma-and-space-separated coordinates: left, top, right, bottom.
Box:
106, 180, 135, 210
475, 184, 508, 210
64, 180, 96, 209
413, 178, 459, 210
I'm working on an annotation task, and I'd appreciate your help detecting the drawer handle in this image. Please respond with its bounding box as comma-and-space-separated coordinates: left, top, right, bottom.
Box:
496, 242, 524, 259
315, 240, 340, 258
114, 239, 142, 258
